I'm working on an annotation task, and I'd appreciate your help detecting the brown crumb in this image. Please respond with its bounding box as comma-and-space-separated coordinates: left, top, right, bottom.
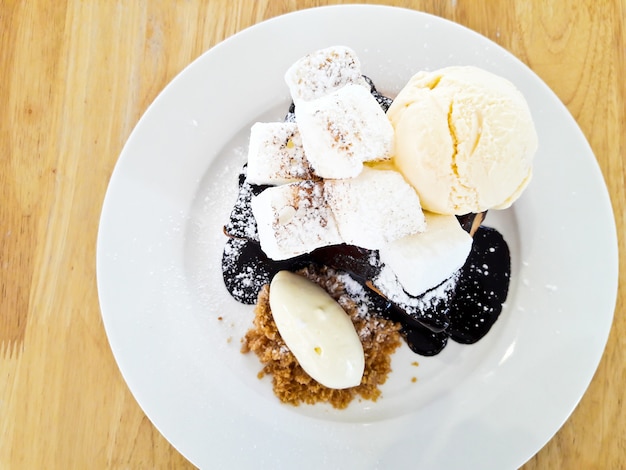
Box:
411, 361, 419, 367
411, 377, 417, 383
241, 266, 402, 409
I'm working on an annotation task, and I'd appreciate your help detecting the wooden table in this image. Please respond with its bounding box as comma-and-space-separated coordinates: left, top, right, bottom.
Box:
1, 1, 624, 468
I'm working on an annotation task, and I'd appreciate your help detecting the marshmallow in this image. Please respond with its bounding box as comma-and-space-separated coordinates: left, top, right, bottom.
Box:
284, 45, 369, 103
378, 212, 472, 296
246, 122, 315, 185
324, 167, 426, 250
296, 85, 394, 179
251, 181, 342, 260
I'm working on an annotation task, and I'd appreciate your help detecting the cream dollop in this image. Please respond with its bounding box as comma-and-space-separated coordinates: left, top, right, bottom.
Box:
269, 271, 365, 389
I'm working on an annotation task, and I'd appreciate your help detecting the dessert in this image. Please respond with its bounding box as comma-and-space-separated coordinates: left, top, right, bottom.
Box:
221, 46, 535, 407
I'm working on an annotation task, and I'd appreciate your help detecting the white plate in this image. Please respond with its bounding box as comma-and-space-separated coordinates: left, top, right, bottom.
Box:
97, 5, 618, 469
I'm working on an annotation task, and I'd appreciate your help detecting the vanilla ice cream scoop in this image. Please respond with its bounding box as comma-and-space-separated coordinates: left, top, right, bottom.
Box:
387, 66, 538, 215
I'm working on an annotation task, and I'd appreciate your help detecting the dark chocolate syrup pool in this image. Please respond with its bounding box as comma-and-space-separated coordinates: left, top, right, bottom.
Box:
221, 77, 511, 357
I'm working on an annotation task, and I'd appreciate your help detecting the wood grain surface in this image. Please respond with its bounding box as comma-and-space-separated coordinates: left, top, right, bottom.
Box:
1, 1, 624, 468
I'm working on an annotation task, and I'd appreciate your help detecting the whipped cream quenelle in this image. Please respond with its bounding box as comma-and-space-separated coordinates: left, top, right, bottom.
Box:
387, 66, 538, 215
269, 271, 365, 389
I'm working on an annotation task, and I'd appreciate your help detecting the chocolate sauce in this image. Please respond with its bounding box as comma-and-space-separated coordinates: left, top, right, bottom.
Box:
222, 232, 454, 333
363, 75, 393, 112
222, 206, 510, 356
222, 238, 287, 304
223, 167, 267, 241
403, 327, 449, 357
447, 227, 510, 344
222, 226, 510, 344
